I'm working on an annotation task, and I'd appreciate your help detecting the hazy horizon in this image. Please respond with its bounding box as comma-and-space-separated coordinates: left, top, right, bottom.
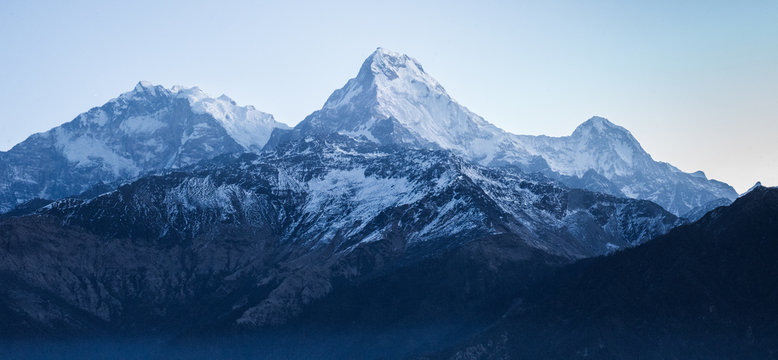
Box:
1, 1, 775, 193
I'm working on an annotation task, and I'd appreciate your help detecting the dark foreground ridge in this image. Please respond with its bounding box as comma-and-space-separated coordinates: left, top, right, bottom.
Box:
0, 48, 767, 359
0, 148, 774, 359
0, 136, 685, 359
437, 186, 778, 359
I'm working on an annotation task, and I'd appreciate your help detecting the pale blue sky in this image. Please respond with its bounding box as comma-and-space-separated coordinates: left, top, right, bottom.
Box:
1, 0, 776, 192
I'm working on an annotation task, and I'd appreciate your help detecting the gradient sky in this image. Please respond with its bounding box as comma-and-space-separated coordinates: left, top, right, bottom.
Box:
1, 0, 776, 192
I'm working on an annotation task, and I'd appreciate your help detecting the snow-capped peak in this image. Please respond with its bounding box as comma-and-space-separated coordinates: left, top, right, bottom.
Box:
117, 82, 288, 151
276, 49, 739, 217
170, 84, 207, 102
135, 80, 155, 90
120, 81, 169, 100
171, 85, 287, 150
574, 116, 618, 131
571, 116, 636, 141
322, 48, 445, 112
217, 94, 235, 103
360, 47, 442, 91
0, 81, 290, 212
304, 48, 515, 164
515, 116, 650, 179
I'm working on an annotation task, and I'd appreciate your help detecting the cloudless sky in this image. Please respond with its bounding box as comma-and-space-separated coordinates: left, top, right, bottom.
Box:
1, 0, 776, 192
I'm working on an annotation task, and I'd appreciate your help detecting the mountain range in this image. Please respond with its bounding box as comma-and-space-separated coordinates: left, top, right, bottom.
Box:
439, 185, 778, 359
0, 134, 680, 334
0, 48, 772, 359
0, 82, 287, 213
267, 48, 737, 216
1, 48, 736, 216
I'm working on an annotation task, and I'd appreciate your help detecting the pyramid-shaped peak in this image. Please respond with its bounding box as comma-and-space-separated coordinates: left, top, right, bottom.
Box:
374, 47, 396, 54
120, 81, 171, 100
579, 116, 619, 130
367, 47, 422, 69
356, 48, 432, 84
571, 116, 635, 138
373, 47, 404, 58
320, 48, 449, 114
132, 80, 164, 93
135, 80, 154, 89
296, 47, 505, 159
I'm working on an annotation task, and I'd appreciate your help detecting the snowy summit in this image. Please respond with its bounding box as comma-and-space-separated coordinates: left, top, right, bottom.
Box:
268, 48, 737, 216
0, 82, 287, 212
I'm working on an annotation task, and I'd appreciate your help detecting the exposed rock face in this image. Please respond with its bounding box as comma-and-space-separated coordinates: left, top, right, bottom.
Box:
0, 136, 681, 335
442, 187, 778, 359
516, 117, 738, 215
0, 82, 286, 212
0, 49, 736, 217
268, 48, 737, 216
682, 197, 732, 222
0, 48, 752, 359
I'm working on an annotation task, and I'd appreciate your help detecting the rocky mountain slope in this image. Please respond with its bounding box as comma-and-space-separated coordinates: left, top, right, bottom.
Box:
440, 186, 778, 359
0, 49, 736, 216
518, 117, 737, 215
0, 135, 681, 338
0, 82, 287, 212
0, 48, 757, 359
268, 48, 737, 215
